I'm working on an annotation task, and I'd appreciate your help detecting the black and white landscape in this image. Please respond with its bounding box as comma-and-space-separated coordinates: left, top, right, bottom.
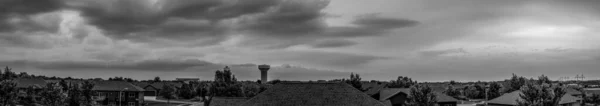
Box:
1, 0, 600, 106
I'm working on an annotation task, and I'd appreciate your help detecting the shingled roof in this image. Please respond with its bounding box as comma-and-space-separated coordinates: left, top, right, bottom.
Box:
14, 78, 47, 88
379, 88, 459, 102
92, 81, 145, 91
487, 90, 581, 105
362, 82, 387, 96
240, 82, 386, 106
209, 97, 249, 106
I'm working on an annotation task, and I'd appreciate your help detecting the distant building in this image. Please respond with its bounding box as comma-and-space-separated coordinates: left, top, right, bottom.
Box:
378, 88, 459, 106
92, 81, 145, 106
240, 82, 385, 106
137, 81, 183, 100
487, 90, 581, 106
14, 78, 47, 89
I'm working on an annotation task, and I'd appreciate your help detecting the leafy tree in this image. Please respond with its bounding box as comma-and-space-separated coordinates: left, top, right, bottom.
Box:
388, 76, 416, 88
154, 76, 161, 82
346, 73, 362, 91
197, 82, 217, 106
67, 83, 82, 106
80, 81, 96, 106
0, 80, 18, 106
537, 75, 551, 84
178, 83, 196, 99
59, 80, 70, 92
449, 80, 457, 85
443, 86, 461, 99
19, 86, 39, 106
160, 84, 177, 105
463, 84, 485, 99
405, 84, 437, 106
2, 66, 16, 80
487, 82, 503, 100
18, 72, 30, 78
506, 73, 527, 93
517, 82, 566, 106
215, 66, 237, 84
40, 82, 67, 106
585, 94, 600, 105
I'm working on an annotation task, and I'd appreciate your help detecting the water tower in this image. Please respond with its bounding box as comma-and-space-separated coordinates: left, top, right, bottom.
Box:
258, 64, 270, 84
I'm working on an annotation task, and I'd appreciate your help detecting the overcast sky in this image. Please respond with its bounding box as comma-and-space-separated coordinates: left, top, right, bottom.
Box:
1, 0, 599, 82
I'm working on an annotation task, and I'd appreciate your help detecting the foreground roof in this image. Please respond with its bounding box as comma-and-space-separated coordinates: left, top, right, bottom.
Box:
92, 81, 145, 91
241, 82, 386, 106
487, 90, 581, 105
210, 97, 249, 106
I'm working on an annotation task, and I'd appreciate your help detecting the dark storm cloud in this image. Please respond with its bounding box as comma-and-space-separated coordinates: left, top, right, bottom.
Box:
239, 13, 419, 48
0, 0, 64, 32
0, 0, 65, 48
240, 3, 418, 38
65, 0, 282, 45
309, 39, 357, 48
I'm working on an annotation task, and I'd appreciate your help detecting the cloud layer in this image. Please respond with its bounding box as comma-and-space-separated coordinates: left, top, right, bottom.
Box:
1, 0, 600, 81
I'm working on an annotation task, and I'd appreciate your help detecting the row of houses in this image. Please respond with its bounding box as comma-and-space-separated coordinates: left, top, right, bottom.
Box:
14, 78, 145, 106
13, 78, 600, 106
210, 81, 600, 106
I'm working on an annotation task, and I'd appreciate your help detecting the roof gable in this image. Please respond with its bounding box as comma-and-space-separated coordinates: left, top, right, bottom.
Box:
241, 82, 386, 106
487, 90, 582, 105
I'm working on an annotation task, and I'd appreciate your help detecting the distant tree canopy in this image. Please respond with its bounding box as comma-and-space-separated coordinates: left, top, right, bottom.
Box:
108, 76, 136, 82
517, 82, 566, 106
405, 84, 437, 106
517, 75, 566, 106
388, 76, 416, 88
160, 84, 177, 104
584, 94, 600, 105
0, 80, 18, 106
506, 73, 528, 93
215, 66, 237, 83
346, 73, 362, 91
487, 82, 503, 100
154, 76, 161, 82
463, 84, 485, 99
443, 85, 461, 99
41, 82, 67, 106
536, 75, 551, 84
197, 66, 266, 106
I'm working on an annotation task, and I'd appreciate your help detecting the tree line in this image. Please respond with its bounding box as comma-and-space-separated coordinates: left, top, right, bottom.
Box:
0, 67, 97, 106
